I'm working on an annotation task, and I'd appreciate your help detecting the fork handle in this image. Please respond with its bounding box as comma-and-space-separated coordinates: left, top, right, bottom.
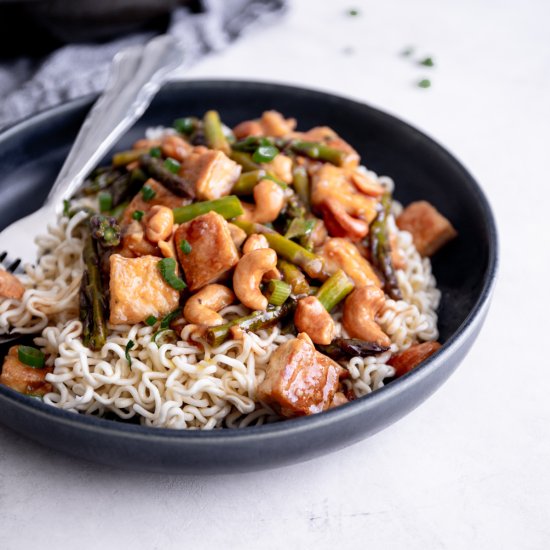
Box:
46, 35, 184, 215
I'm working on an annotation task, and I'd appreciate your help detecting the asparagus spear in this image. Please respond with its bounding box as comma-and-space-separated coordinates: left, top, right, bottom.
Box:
203, 110, 230, 155
112, 148, 149, 167
90, 215, 121, 247
173, 195, 243, 224
80, 230, 108, 351
316, 338, 390, 361
230, 151, 262, 172
79, 167, 123, 197
315, 269, 354, 311
234, 220, 327, 280
205, 300, 295, 347
139, 154, 195, 198
109, 168, 147, 207
288, 140, 347, 166
231, 170, 267, 195
278, 260, 310, 295
292, 165, 310, 209
369, 192, 402, 300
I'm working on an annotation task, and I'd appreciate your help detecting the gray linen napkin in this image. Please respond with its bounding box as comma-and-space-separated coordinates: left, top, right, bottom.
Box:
0, 0, 287, 131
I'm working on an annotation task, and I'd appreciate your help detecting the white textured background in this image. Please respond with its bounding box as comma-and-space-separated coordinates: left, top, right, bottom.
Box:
1, 1, 549, 548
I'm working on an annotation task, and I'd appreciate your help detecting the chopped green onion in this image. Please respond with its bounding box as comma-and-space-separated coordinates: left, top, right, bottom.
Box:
179, 239, 192, 254
419, 56, 434, 67
141, 185, 156, 201
253, 145, 279, 163
150, 146, 162, 158
17, 346, 45, 369
401, 46, 415, 57
158, 258, 187, 291
174, 117, 195, 135
164, 158, 181, 174
145, 315, 157, 326
63, 199, 71, 217
125, 340, 134, 365
316, 269, 354, 311
98, 192, 113, 213
347, 8, 360, 16
160, 309, 181, 330
418, 79, 431, 88
132, 210, 144, 221
265, 280, 292, 306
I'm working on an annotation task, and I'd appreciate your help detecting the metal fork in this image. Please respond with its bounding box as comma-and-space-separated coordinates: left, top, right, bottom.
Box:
0, 34, 185, 343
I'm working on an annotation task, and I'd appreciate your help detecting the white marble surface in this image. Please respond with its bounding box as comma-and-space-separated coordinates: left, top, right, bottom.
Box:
1, 1, 549, 548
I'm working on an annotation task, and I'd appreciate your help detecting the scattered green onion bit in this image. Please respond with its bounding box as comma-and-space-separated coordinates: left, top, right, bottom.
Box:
18, 346, 45, 369
419, 56, 434, 67
150, 146, 162, 158
347, 8, 360, 16
141, 185, 156, 201
132, 210, 144, 221
179, 239, 192, 255
63, 199, 71, 217
164, 157, 181, 174
252, 145, 279, 163
174, 117, 195, 135
401, 46, 415, 57
417, 78, 432, 88
125, 340, 134, 365
145, 315, 157, 326
265, 280, 292, 306
98, 192, 113, 213
160, 309, 181, 330
158, 258, 187, 291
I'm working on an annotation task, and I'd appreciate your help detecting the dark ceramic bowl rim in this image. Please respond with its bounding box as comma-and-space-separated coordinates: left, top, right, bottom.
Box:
0, 79, 498, 445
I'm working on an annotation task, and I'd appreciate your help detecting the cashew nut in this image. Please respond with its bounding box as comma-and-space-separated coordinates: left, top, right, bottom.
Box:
322, 198, 369, 241
233, 248, 278, 310
228, 223, 247, 248
294, 296, 335, 345
238, 179, 285, 224
161, 135, 192, 161
242, 234, 281, 281
264, 153, 293, 183
343, 286, 391, 347
184, 284, 236, 326
144, 205, 174, 243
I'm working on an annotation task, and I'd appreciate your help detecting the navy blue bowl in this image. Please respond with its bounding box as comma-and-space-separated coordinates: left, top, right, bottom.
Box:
0, 80, 498, 473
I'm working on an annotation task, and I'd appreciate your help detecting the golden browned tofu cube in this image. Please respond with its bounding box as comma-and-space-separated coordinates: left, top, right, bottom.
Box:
397, 201, 457, 256
0, 346, 52, 396
109, 254, 180, 325
257, 334, 343, 417
0, 270, 25, 300
121, 178, 188, 226
179, 149, 241, 200
174, 211, 239, 291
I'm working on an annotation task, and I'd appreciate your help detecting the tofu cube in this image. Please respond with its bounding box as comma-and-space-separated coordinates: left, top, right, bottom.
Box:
174, 211, 239, 291
109, 254, 180, 325
397, 200, 457, 257
180, 149, 241, 200
0, 346, 52, 396
257, 335, 343, 417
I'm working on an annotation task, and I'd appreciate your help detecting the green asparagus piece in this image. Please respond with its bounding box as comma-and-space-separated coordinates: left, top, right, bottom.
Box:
278, 260, 310, 295
203, 110, 230, 154
90, 215, 121, 247
315, 269, 354, 311
173, 196, 243, 224
80, 231, 108, 351
112, 148, 149, 167
292, 165, 310, 208
79, 167, 123, 197
232, 170, 267, 195
288, 140, 347, 166
230, 151, 262, 172
205, 301, 295, 347
139, 154, 195, 198
234, 221, 327, 280
284, 217, 315, 240
316, 338, 390, 361
369, 192, 402, 300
